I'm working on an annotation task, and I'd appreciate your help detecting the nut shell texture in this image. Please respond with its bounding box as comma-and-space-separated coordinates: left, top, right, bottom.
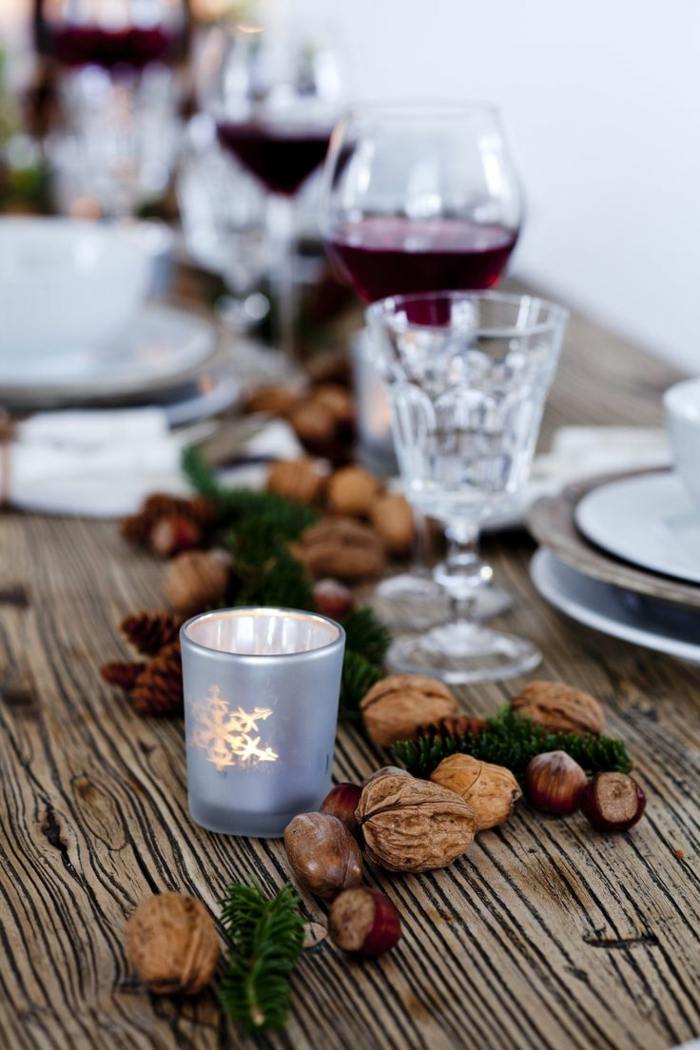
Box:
355, 770, 476, 871
511, 680, 605, 735
361, 674, 459, 748
431, 754, 521, 830
125, 892, 220, 995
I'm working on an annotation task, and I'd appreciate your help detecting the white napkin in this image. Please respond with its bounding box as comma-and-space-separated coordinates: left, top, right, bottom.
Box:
3, 408, 303, 518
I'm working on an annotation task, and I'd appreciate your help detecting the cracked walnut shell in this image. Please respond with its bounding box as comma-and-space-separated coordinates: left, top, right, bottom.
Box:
126, 892, 220, 995
511, 680, 605, 735
294, 518, 385, 580
430, 753, 521, 830
355, 769, 477, 871
369, 494, 414, 555
360, 674, 459, 748
327, 466, 380, 517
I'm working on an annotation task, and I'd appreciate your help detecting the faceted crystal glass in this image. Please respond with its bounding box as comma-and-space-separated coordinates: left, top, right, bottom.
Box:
367, 291, 568, 683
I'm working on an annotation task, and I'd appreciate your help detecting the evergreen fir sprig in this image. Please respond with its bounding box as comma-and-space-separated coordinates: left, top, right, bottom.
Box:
392, 708, 632, 779
339, 650, 383, 721
219, 882, 305, 1034
342, 607, 391, 667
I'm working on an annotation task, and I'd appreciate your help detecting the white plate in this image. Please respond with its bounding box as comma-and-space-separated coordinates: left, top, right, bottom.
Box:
575, 472, 700, 585
159, 368, 241, 426
0, 303, 217, 401
530, 548, 700, 665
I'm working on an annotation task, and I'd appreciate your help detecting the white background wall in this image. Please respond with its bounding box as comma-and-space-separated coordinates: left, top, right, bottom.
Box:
299, 0, 700, 371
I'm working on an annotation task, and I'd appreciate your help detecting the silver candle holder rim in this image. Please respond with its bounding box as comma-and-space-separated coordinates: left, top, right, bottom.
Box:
180, 606, 346, 665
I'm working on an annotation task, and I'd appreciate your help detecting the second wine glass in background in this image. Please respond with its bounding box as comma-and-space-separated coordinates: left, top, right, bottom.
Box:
320, 101, 523, 629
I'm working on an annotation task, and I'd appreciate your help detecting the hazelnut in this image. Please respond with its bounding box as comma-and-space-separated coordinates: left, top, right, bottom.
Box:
149, 514, 202, 558
284, 812, 363, 900
369, 494, 414, 556
313, 578, 355, 620
164, 550, 230, 616
244, 383, 301, 417
327, 466, 380, 517
320, 782, 363, 835
295, 518, 385, 580
267, 459, 325, 505
430, 754, 521, 830
360, 674, 459, 748
289, 401, 337, 446
125, 892, 219, 995
355, 769, 477, 871
511, 680, 605, 736
525, 751, 588, 815
581, 772, 646, 833
329, 887, 401, 958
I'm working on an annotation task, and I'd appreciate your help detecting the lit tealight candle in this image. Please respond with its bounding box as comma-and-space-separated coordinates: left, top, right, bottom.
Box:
180, 607, 345, 838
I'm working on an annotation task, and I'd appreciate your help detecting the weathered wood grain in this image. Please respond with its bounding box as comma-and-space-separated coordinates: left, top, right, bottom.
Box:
0, 304, 698, 1050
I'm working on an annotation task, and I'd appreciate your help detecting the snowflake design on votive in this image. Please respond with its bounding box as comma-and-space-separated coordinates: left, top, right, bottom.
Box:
191, 685, 278, 771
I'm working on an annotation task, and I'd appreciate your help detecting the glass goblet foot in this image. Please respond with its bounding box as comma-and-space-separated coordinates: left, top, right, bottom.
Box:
386, 622, 541, 685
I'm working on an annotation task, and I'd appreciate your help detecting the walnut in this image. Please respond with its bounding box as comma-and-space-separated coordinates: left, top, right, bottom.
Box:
244, 383, 301, 417
267, 459, 325, 505
369, 493, 414, 555
312, 384, 355, 426
289, 400, 336, 446
327, 466, 380, 517
355, 769, 477, 871
360, 674, 459, 748
164, 550, 230, 616
511, 680, 605, 735
125, 892, 219, 995
430, 754, 521, 830
294, 518, 385, 580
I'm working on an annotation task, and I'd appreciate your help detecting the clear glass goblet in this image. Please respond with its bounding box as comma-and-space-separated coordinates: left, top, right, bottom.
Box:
367, 290, 568, 684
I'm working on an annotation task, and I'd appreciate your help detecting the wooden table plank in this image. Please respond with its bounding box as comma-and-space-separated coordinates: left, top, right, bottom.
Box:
0, 304, 698, 1050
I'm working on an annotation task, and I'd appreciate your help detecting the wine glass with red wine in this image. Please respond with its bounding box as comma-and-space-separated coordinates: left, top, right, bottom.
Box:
209, 19, 341, 357
321, 102, 523, 630
44, 0, 185, 217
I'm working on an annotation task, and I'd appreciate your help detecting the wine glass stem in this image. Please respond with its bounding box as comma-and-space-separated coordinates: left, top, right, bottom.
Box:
411, 511, 432, 575
266, 192, 297, 360
434, 522, 492, 623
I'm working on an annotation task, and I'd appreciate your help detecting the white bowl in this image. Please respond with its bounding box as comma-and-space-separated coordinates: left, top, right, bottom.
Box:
664, 377, 700, 506
0, 217, 150, 358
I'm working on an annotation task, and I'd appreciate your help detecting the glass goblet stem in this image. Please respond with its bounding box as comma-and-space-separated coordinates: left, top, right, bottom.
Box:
433, 521, 493, 621
266, 192, 297, 360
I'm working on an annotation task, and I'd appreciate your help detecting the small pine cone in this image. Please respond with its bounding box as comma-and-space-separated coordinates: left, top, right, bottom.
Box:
120, 513, 150, 545
418, 716, 487, 740
100, 661, 146, 691
187, 496, 218, 528
120, 494, 217, 548
131, 642, 183, 716
121, 611, 182, 656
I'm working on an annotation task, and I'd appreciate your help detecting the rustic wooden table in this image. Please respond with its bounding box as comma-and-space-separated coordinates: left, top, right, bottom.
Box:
1, 305, 698, 1050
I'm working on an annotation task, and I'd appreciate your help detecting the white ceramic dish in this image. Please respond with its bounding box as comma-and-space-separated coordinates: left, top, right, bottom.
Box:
575, 472, 700, 585
530, 548, 700, 665
0, 303, 217, 400
664, 377, 700, 506
0, 217, 149, 357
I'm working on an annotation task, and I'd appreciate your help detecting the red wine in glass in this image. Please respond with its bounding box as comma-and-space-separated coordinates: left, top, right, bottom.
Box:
51, 24, 177, 69
216, 121, 331, 197
326, 216, 518, 303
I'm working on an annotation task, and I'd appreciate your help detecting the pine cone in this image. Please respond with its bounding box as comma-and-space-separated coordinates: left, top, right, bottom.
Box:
121, 611, 182, 656
131, 642, 183, 716
417, 716, 487, 741
100, 661, 146, 691
120, 494, 217, 547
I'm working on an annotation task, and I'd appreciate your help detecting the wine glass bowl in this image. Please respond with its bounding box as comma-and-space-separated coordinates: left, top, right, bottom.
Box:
367, 290, 568, 683
322, 101, 522, 302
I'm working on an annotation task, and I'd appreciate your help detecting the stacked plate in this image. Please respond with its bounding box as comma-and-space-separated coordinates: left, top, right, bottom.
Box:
528, 469, 700, 665
0, 217, 240, 425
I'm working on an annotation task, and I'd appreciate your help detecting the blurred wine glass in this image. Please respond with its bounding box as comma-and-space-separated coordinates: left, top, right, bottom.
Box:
44, 0, 186, 218
207, 15, 342, 357
321, 101, 523, 629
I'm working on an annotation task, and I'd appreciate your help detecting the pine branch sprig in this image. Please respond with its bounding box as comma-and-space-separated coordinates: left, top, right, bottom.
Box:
219, 883, 305, 1034
393, 708, 633, 779
339, 650, 383, 721
342, 607, 391, 667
